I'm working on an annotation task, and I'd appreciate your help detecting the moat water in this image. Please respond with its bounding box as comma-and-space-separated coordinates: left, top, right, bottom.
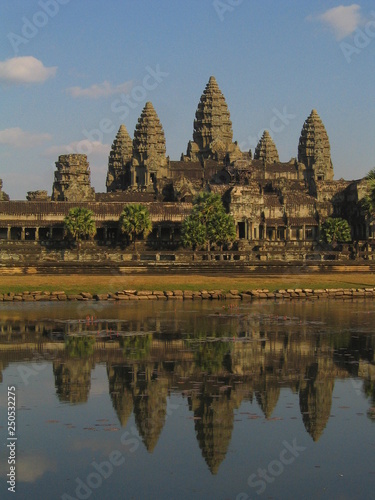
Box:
0, 300, 374, 500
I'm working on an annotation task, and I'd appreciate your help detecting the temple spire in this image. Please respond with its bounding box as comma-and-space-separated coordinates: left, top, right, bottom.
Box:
106, 124, 133, 192
298, 109, 333, 182
184, 76, 240, 163
254, 131, 280, 163
131, 102, 168, 190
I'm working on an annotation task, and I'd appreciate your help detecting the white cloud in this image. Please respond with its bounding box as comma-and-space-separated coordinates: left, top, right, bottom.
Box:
0, 56, 56, 84
0, 454, 56, 483
0, 128, 52, 148
66, 80, 133, 99
317, 4, 362, 40
43, 140, 111, 158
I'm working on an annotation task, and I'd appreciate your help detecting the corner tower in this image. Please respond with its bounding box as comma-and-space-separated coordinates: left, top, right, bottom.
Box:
51, 154, 95, 202
131, 102, 168, 190
106, 125, 133, 192
298, 110, 334, 182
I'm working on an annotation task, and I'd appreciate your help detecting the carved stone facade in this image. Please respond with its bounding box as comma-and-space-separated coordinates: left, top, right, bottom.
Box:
52, 154, 95, 202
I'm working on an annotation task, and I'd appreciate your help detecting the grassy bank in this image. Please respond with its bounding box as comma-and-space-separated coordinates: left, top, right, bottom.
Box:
0, 273, 374, 295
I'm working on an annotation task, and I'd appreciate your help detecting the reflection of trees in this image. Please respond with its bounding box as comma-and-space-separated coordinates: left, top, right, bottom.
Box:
65, 336, 95, 358
194, 341, 233, 374
53, 359, 93, 404
119, 334, 152, 360
53, 336, 96, 403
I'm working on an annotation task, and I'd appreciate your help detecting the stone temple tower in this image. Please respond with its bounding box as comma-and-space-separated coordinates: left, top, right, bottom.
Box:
254, 131, 280, 163
184, 76, 241, 163
106, 124, 133, 192
51, 154, 95, 201
130, 102, 168, 191
298, 109, 334, 183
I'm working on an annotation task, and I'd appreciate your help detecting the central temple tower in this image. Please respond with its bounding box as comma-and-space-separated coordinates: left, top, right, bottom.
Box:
183, 76, 241, 163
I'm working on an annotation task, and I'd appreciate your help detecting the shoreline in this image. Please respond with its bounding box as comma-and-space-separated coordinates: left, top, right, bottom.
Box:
1, 286, 375, 302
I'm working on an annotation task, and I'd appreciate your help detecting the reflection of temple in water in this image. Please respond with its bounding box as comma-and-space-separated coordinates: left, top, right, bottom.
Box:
0, 304, 374, 473
53, 358, 94, 404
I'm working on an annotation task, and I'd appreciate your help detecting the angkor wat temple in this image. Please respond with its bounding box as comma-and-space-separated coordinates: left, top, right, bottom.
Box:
0, 76, 374, 261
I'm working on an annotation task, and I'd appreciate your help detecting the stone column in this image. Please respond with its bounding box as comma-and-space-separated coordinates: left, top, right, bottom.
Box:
302, 224, 306, 241
35, 228, 39, 241
131, 168, 136, 187
263, 223, 267, 240
7, 227, 11, 240
21, 227, 25, 241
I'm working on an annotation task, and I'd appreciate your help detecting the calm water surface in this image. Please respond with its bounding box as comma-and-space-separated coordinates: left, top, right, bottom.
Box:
0, 300, 374, 500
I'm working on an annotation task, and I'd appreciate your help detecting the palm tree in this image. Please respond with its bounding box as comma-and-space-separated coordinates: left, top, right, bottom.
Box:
320, 217, 351, 247
181, 192, 236, 251
63, 207, 96, 250
119, 204, 152, 249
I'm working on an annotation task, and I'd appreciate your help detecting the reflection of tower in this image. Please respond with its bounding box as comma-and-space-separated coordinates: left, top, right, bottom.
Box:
299, 362, 334, 442
189, 384, 236, 475
132, 364, 168, 452
255, 383, 280, 420
107, 364, 134, 427
53, 359, 93, 404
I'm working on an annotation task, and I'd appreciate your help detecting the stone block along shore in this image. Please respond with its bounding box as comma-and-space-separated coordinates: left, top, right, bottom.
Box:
1, 288, 375, 302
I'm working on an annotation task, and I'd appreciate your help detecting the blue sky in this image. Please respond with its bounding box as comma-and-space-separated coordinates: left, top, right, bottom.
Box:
1, 0, 374, 199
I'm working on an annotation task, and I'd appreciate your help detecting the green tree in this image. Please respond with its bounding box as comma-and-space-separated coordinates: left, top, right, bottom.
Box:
181, 192, 236, 250
119, 204, 152, 248
181, 217, 206, 249
362, 168, 375, 216
63, 207, 96, 246
320, 217, 351, 246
